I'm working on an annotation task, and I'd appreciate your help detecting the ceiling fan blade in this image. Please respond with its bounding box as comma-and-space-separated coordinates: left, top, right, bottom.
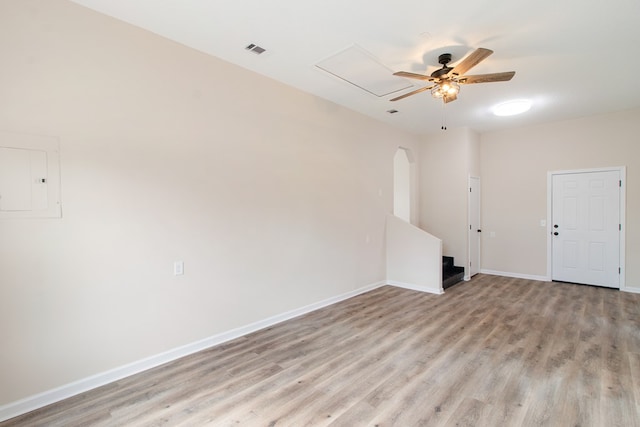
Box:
393, 71, 435, 82
458, 71, 515, 84
450, 48, 493, 77
390, 85, 434, 101
444, 93, 457, 103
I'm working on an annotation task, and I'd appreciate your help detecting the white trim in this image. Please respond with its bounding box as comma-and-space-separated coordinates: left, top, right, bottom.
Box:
546, 166, 626, 289
619, 168, 627, 291
480, 269, 549, 282
387, 280, 444, 295
468, 175, 481, 279
622, 287, 640, 294
0, 281, 386, 423
546, 173, 553, 281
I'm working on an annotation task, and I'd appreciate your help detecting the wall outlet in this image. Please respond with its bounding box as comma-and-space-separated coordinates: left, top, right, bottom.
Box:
174, 261, 184, 276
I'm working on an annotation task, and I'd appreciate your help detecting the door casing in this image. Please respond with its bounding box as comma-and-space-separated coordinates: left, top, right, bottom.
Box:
468, 176, 481, 279
546, 167, 626, 289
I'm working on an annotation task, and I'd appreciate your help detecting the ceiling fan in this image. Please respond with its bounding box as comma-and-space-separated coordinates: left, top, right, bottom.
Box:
391, 48, 515, 103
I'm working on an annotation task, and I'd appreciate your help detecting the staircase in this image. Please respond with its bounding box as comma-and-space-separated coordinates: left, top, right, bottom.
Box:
443, 256, 465, 289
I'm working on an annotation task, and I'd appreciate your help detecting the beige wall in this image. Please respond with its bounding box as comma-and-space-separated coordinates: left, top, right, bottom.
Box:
386, 214, 442, 293
480, 108, 640, 287
0, 0, 423, 405
419, 127, 480, 274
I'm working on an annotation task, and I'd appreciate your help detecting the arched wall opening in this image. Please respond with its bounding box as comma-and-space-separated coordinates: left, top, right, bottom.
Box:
393, 147, 414, 223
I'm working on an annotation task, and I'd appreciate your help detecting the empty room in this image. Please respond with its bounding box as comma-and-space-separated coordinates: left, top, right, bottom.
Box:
1, 0, 639, 425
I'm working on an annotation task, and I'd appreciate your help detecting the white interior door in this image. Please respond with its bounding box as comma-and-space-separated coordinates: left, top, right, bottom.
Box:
469, 177, 481, 277
551, 170, 620, 288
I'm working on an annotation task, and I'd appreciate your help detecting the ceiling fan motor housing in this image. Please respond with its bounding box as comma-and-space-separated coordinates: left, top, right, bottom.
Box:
438, 53, 452, 65
431, 53, 453, 78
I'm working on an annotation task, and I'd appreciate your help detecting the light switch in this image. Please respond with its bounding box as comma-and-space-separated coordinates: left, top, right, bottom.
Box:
174, 261, 184, 276
540, 219, 546, 227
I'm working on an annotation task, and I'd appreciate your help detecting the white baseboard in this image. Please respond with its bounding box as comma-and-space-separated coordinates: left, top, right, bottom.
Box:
480, 269, 549, 282
0, 281, 386, 423
387, 280, 444, 295
482, 270, 639, 293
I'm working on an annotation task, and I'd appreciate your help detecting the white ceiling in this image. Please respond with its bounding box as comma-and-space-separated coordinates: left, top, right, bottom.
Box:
70, 0, 640, 135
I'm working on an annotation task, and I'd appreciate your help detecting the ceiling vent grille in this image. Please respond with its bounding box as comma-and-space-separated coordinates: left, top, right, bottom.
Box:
245, 43, 266, 55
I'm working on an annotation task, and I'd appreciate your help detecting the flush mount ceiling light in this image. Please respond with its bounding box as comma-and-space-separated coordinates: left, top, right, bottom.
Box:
492, 99, 532, 116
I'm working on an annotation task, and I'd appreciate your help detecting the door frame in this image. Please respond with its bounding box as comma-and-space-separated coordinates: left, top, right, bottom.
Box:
546, 166, 626, 290
468, 176, 481, 279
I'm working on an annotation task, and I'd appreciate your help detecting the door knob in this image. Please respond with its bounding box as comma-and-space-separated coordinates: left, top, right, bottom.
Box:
554, 224, 559, 228
553, 232, 559, 236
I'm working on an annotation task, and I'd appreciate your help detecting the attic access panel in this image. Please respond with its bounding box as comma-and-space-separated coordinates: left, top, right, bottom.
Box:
316, 44, 414, 97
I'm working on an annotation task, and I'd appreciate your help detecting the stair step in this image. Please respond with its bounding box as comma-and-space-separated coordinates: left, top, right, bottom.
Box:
442, 256, 464, 289
442, 256, 453, 269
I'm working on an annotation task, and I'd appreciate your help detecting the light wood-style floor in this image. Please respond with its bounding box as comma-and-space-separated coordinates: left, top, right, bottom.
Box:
3, 274, 640, 426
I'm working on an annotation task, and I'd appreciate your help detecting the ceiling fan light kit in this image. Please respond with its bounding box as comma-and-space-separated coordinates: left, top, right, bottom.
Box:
431, 81, 460, 99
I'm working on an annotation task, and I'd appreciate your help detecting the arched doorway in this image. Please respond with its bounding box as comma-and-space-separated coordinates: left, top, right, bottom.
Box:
393, 147, 413, 223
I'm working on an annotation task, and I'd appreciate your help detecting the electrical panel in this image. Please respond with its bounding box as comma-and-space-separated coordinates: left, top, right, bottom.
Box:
0, 131, 61, 219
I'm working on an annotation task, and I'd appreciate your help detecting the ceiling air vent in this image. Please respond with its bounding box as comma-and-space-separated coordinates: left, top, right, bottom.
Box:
387, 109, 399, 114
245, 43, 266, 55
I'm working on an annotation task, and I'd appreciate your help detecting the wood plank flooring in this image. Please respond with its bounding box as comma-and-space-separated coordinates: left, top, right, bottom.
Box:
3, 274, 640, 426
